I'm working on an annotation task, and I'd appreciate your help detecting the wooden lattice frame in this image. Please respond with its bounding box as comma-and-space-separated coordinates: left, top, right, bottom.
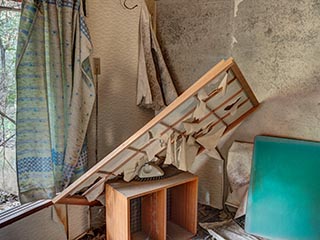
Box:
53, 58, 259, 204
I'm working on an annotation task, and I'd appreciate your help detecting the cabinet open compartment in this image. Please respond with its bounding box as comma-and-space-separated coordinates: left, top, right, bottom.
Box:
166, 180, 198, 239
105, 172, 198, 240
131, 190, 166, 240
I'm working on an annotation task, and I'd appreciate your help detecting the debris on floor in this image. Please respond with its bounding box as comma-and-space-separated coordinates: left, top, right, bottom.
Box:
77, 203, 264, 240
0, 189, 20, 213
200, 220, 262, 240
79, 225, 106, 240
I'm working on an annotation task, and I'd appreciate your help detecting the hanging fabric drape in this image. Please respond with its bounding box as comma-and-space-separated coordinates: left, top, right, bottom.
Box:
16, 0, 95, 203
137, 1, 178, 112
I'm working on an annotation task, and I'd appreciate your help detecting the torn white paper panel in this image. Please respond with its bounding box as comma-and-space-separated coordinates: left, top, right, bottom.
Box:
219, 73, 228, 96
160, 131, 172, 143
197, 88, 209, 101
182, 114, 217, 135
84, 179, 106, 202
228, 97, 242, 116
81, 176, 107, 203
183, 120, 202, 135
226, 141, 253, 218
177, 136, 200, 171
69, 174, 101, 195
185, 137, 200, 170
196, 125, 226, 151
200, 220, 261, 240
204, 149, 222, 159
148, 124, 167, 140
226, 184, 248, 208
175, 135, 187, 170
190, 150, 224, 209
193, 100, 210, 120
123, 156, 147, 182
96, 194, 105, 206
173, 134, 182, 169
164, 132, 177, 165
145, 138, 163, 161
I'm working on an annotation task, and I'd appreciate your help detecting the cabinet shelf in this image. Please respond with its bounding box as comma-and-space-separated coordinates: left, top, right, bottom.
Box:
105, 172, 198, 240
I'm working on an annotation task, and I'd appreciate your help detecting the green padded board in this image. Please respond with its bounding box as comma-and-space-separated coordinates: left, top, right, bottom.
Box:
245, 136, 320, 240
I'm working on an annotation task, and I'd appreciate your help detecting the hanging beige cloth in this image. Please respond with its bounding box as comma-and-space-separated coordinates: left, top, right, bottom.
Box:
137, 1, 178, 111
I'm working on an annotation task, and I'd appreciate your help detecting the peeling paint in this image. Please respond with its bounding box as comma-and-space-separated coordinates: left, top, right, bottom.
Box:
234, 0, 245, 17
231, 36, 238, 48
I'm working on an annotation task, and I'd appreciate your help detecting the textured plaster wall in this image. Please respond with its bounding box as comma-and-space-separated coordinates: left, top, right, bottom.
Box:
86, 0, 320, 164
157, 0, 233, 93
157, 0, 320, 147
86, 0, 154, 163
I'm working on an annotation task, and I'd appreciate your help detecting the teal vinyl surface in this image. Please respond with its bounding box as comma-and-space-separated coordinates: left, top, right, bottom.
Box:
245, 136, 320, 240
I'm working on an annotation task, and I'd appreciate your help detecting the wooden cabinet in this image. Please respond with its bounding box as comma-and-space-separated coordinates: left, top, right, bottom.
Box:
105, 172, 198, 240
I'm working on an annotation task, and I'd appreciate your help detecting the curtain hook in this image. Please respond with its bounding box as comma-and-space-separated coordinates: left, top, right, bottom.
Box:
122, 0, 138, 10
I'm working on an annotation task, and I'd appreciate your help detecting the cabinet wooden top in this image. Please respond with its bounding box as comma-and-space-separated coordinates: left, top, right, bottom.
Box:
106, 172, 198, 199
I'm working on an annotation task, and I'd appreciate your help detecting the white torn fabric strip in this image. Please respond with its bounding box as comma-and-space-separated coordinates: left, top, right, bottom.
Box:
219, 73, 228, 96
193, 100, 210, 120
196, 126, 226, 151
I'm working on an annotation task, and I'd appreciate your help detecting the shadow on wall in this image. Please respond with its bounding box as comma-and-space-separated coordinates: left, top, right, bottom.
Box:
218, 82, 320, 158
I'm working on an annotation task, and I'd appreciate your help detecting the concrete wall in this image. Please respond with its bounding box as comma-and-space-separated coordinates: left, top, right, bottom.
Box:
86, 0, 320, 163
157, 0, 320, 150
156, 0, 233, 93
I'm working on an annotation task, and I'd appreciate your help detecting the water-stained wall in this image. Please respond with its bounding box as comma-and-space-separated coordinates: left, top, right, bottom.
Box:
86, 0, 320, 165
157, 0, 320, 147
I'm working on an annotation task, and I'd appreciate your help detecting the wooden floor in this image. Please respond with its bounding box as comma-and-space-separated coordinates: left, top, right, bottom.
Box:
79, 204, 235, 240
